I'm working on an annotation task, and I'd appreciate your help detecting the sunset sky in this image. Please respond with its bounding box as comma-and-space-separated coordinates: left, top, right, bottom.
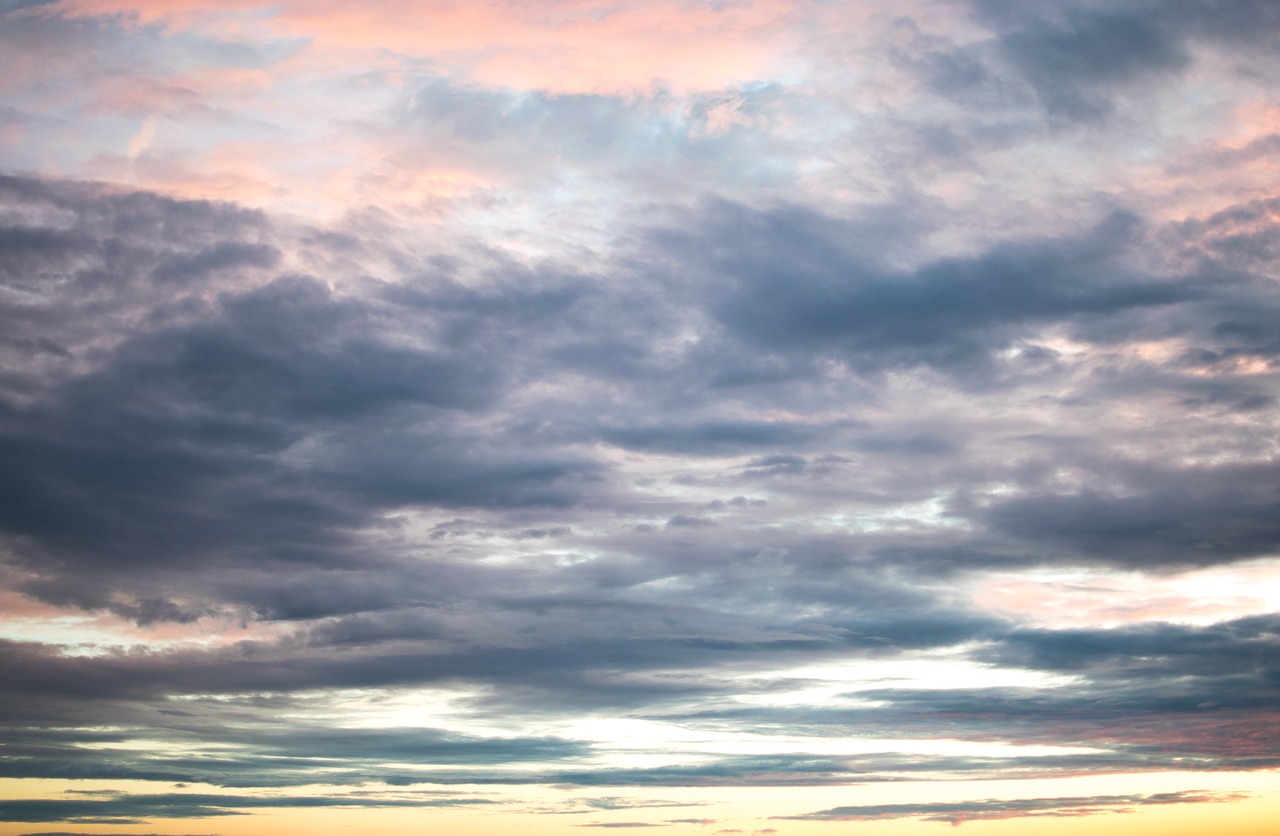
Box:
2, 0, 1280, 834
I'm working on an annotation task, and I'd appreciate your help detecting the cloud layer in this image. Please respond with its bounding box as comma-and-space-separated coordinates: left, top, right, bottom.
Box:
2, 0, 1279, 832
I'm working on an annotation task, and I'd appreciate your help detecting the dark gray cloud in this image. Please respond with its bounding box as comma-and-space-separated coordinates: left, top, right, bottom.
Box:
0, 176, 610, 620
19, 832, 216, 836
976, 459, 1280, 567
1, 162, 1278, 824
0, 707, 587, 788
996, 6, 1191, 119
1, 178, 1274, 633
600, 419, 827, 455
0, 790, 496, 823
988, 613, 1280, 681
955, 0, 1280, 120
13, 180, 1266, 601
646, 201, 1190, 381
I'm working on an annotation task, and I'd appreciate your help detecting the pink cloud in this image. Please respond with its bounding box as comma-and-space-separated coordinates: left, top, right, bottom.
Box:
973, 561, 1280, 629
47, 0, 833, 94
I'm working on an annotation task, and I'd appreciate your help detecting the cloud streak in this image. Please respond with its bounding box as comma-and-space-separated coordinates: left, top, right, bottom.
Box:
778, 790, 1252, 825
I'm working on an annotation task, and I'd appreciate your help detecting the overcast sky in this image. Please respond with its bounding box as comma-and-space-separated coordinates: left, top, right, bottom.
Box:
2, 1, 1280, 834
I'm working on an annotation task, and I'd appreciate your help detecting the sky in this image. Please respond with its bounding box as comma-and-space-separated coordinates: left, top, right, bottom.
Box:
1, 0, 1280, 834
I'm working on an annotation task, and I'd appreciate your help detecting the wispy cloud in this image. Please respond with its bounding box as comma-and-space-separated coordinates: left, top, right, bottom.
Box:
777, 790, 1252, 825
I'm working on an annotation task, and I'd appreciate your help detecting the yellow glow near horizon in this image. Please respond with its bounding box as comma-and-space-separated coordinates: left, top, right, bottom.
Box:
2, 771, 1279, 836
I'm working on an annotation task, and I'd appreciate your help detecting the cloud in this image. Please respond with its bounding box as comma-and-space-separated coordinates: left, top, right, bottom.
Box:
646, 200, 1192, 381
3, 0, 1280, 822
0, 175, 615, 623
576, 825, 668, 829
975, 460, 1280, 567
0, 693, 590, 787
0, 791, 498, 823
21, 833, 218, 836
600, 419, 824, 455
957, 0, 1280, 121
777, 789, 1250, 825
43, 0, 809, 95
